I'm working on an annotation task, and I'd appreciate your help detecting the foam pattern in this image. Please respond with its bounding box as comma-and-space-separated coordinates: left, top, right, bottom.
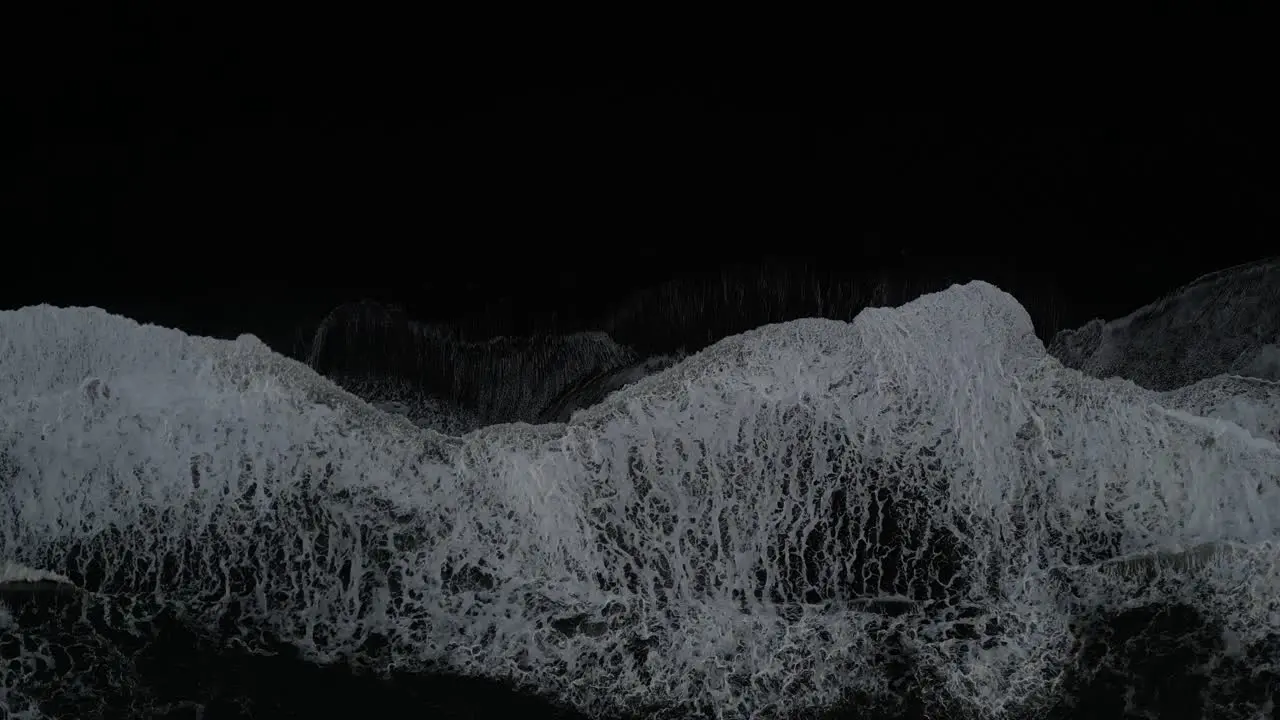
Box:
2, 282, 1279, 718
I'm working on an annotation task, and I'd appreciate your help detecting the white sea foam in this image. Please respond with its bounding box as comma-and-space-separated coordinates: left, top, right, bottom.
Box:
2, 281, 1278, 718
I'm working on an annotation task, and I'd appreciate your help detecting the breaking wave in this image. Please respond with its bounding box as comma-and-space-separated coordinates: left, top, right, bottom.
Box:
2, 280, 1279, 718
1049, 256, 1280, 390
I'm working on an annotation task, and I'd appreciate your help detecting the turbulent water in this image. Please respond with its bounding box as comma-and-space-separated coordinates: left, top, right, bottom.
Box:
2, 269, 1279, 719
1049, 258, 1280, 390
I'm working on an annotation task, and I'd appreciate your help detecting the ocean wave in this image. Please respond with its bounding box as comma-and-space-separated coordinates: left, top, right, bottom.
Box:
2, 281, 1279, 718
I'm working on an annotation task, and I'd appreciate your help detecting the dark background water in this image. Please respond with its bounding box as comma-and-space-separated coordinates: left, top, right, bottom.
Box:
10, 7, 1275, 340
11, 108, 1270, 353
7, 8, 1279, 718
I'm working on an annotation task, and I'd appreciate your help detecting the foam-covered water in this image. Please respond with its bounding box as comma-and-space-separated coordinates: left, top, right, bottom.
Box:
2, 281, 1279, 718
